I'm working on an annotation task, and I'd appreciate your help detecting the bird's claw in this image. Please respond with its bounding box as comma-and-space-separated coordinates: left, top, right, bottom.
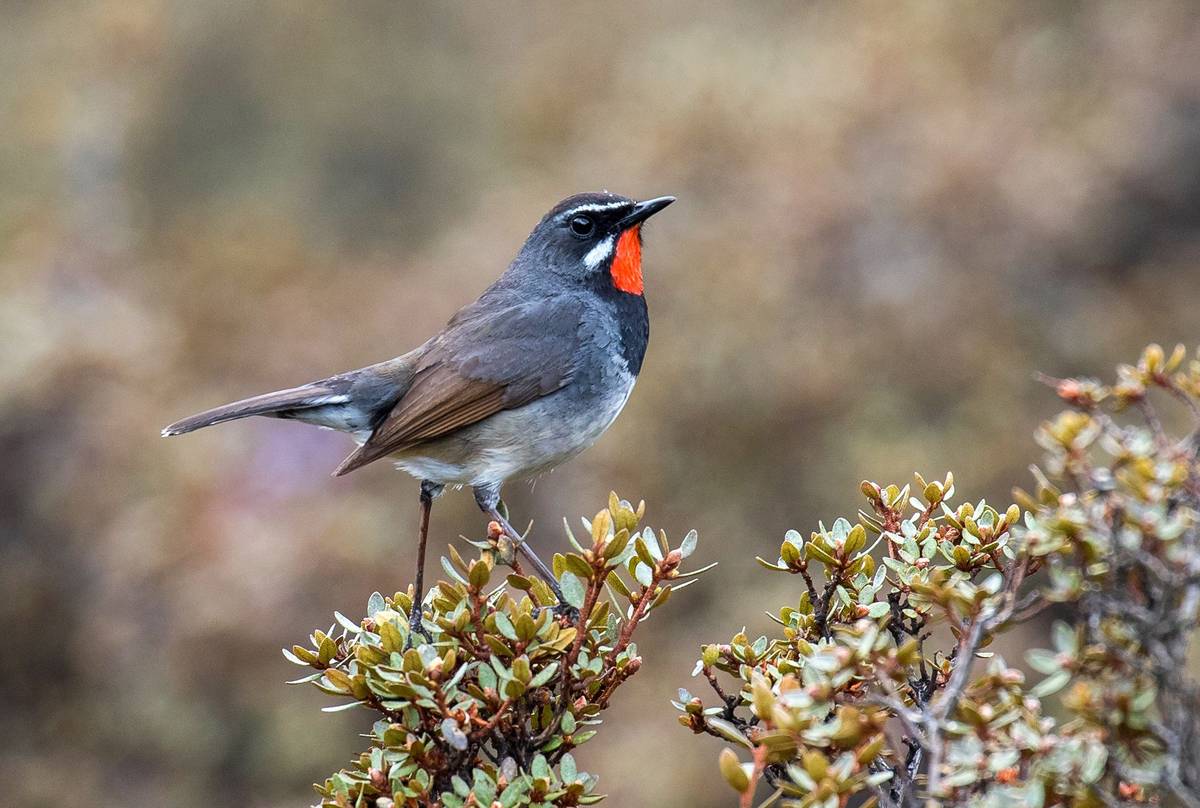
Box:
534, 602, 580, 624
408, 606, 431, 644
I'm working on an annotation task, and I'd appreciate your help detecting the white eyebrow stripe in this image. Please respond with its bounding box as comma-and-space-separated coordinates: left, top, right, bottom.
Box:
566, 201, 631, 215
583, 235, 615, 269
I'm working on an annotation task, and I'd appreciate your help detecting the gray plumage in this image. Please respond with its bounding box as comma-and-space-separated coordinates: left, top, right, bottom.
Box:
162, 192, 672, 498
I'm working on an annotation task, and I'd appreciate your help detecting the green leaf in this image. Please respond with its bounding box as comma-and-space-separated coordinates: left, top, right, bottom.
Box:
563, 517, 585, 552
441, 556, 467, 585
507, 573, 534, 591
866, 602, 890, 618
1051, 621, 1076, 653
469, 560, 491, 590
1130, 686, 1157, 712
317, 634, 337, 665
528, 662, 559, 688
806, 543, 837, 565
1025, 649, 1060, 675
560, 753, 578, 782
706, 717, 752, 748
334, 611, 361, 633
679, 529, 698, 558
367, 591, 386, 617
494, 611, 518, 641
472, 769, 497, 803
719, 748, 750, 792
564, 553, 593, 579
499, 780, 529, 808
560, 572, 586, 609
634, 536, 656, 568
606, 571, 631, 599
1080, 743, 1108, 783
603, 528, 632, 559
1032, 670, 1071, 697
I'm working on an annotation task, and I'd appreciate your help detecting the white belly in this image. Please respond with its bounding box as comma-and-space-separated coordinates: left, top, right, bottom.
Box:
389, 370, 636, 488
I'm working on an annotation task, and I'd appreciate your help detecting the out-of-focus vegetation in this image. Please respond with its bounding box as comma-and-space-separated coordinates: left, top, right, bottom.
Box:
288, 496, 707, 807
683, 346, 1200, 807
4, 2, 1200, 806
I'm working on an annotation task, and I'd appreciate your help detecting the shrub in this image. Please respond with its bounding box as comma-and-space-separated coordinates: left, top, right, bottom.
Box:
286, 494, 712, 807
679, 345, 1200, 807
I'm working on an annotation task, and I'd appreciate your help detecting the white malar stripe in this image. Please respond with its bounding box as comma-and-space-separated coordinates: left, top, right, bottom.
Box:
583, 235, 615, 269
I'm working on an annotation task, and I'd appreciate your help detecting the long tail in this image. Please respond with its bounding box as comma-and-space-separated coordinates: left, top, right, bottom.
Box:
161, 384, 349, 437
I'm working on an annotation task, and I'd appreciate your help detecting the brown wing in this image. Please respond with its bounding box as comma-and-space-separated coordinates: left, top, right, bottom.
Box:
333, 295, 584, 476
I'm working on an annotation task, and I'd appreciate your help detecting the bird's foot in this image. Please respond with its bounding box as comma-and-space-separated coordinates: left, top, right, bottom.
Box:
408, 605, 431, 644
480, 501, 576, 617
532, 602, 580, 624
486, 513, 565, 595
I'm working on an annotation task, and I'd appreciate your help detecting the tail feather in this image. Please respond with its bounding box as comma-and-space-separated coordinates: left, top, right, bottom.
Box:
161, 384, 349, 437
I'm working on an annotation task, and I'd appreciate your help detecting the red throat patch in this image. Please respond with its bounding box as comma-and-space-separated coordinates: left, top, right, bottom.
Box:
611, 226, 643, 295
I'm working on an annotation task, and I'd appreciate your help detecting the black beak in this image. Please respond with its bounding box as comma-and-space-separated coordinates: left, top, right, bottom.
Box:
617, 196, 675, 230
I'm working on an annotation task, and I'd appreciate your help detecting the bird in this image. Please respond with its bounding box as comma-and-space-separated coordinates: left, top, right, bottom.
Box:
162, 191, 674, 624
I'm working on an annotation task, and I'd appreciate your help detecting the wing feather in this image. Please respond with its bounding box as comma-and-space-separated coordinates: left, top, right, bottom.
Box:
333, 295, 584, 476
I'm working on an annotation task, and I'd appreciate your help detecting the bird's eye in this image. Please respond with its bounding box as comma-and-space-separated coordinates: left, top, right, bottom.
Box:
569, 215, 595, 238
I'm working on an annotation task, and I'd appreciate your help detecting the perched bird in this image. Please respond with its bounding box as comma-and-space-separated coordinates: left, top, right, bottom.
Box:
163, 192, 674, 622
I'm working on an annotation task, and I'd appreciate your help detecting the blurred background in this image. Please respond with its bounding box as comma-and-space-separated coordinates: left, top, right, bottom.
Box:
3, 1, 1200, 805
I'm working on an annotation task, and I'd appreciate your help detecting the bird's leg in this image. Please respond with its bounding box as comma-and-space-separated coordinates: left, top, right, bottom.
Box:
490, 508, 559, 584
491, 506, 577, 621
472, 485, 566, 604
410, 480, 443, 638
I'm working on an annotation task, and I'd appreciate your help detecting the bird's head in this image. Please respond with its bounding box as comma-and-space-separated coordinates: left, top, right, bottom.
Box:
517, 192, 675, 295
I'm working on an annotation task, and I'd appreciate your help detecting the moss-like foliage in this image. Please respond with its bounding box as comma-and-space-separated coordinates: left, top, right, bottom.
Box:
287, 495, 711, 807
680, 345, 1200, 807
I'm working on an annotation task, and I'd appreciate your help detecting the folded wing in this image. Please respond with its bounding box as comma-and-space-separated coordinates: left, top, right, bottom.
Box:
333, 295, 584, 476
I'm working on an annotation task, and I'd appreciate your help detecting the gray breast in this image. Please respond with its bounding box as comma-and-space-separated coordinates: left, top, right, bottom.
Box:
389, 295, 640, 487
